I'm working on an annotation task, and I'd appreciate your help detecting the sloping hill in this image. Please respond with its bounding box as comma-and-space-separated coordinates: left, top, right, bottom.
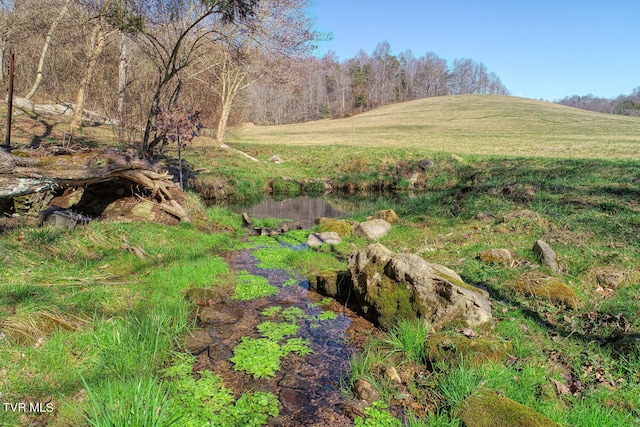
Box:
227, 95, 640, 159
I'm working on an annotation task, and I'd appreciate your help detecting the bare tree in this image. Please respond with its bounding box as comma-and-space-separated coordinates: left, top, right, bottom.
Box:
136, 0, 258, 155
23, 0, 73, 100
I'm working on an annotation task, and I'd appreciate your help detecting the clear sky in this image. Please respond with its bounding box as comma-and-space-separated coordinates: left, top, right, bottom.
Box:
309, 0, 640, 101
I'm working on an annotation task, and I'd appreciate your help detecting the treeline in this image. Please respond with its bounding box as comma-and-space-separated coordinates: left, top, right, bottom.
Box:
557, 87, 640, 116
240, 40, 510, 125
1, 0, 509, 147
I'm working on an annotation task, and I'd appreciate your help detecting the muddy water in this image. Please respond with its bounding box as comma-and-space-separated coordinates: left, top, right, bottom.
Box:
189, 246, 378, 426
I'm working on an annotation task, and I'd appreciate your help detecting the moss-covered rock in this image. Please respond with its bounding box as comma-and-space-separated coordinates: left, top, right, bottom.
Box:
319, 219, 353, 237
511, 272, 578, 309
426, 332, 513, 367
458, 390, 560, 427
347, 244, 492, 330
373, 209, 399, 223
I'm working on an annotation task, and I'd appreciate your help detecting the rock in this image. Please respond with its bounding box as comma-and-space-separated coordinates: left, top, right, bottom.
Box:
49, 187, 84, 209
373, 209, 399, 223
408, 172, 420, 186
319, 219, 352, 236
309, 270, 352, 299
511, 272, 577, 309
479, 249, 516, 266
426, 332, 513, 367
594, 267, 629, 289
342, 399, 368, 419
307, 231, 342, 247
348, 243, 492, 330
417, 158, 434, 170
241, 212, 252, 227
352, 219, 391, 240
268, 155, 283, 163
354, 378, 379, 404
384, 366, 402, 384
458, 390, 560, 427
533, 240, 561, 274
451, 154, 464, 162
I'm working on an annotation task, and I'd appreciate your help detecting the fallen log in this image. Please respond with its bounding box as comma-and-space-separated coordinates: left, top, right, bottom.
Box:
0, 147, 190, 223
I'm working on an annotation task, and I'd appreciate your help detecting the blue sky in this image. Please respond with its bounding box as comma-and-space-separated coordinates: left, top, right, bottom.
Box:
309, 0, 640, 101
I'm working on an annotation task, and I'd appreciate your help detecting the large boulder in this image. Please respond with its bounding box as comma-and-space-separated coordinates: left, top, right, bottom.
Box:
347, 243, 492, 330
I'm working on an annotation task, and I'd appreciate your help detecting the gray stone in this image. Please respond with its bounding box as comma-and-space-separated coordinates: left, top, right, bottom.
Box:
348, 243, 492, 330
268, 155, 283, 163
307, 231, 342, 247
479, 248, 516, 266
533, 239, 561, 274
354, 378, 379, 404
353, 219, 391, 240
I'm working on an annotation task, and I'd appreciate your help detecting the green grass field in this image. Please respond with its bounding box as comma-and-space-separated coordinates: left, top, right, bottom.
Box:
226, 95, 640, 159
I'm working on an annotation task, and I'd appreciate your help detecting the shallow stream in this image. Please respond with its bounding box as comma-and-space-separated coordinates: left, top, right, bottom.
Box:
189, 201, 380, 425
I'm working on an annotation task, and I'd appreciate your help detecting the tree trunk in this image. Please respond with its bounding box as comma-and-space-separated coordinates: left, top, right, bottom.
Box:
216, 96, 234, 142
70, 22, 108, 133
24, 0, 72, 100
117, 34, 127, 115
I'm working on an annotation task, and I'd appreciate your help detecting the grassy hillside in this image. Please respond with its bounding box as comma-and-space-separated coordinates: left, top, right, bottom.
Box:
227, 95, 640, 159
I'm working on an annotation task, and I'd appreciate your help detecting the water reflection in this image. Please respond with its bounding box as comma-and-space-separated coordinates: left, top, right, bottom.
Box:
247, 196, 351, 228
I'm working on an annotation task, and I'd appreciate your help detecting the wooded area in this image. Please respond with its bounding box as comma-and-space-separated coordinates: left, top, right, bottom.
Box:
0, 0, 510, 147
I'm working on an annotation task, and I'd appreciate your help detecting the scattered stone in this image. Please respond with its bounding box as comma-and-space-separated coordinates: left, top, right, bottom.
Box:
533, 239, 561, 274
348, 243, 492, 330
307, 231, 342, 247
341, 399, 368, 419
49, 187, 84, 209
479, 249, 516, 266
426, 332, 513, 367
594, 267, 629, 289
384, 366, 402, 384
268, 155, 284, 163
354, 378, 379, 404
373, 209, 399, 223
408, 172, 420, 186
417, 158, 434, 170
459, 390, 560, 427
352, 219, 391, 240
241, 212, 252, 227
511, 272, 578, 309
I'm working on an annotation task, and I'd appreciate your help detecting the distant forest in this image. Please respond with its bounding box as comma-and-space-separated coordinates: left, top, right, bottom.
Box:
240, 40, 510, 125
556, 87, 640, 117
1, 0, 512, 144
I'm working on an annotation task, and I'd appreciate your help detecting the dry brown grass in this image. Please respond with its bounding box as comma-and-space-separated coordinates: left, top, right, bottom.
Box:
226, 95, 640, 160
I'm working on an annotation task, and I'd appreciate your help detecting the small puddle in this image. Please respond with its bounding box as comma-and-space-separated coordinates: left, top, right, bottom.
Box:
246, 196, 351, 229
190, 244, 378, 426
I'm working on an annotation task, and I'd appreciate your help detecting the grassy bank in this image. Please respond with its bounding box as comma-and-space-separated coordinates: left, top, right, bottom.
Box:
0, 204, 245, 426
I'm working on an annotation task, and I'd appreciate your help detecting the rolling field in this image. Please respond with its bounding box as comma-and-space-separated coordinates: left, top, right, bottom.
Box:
226, 95, 640, 159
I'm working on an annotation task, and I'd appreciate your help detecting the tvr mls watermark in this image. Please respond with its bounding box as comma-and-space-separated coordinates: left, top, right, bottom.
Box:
0, 392, 54, 413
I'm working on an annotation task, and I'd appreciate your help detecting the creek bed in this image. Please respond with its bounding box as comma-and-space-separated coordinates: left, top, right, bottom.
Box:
189, 245, 378, 426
